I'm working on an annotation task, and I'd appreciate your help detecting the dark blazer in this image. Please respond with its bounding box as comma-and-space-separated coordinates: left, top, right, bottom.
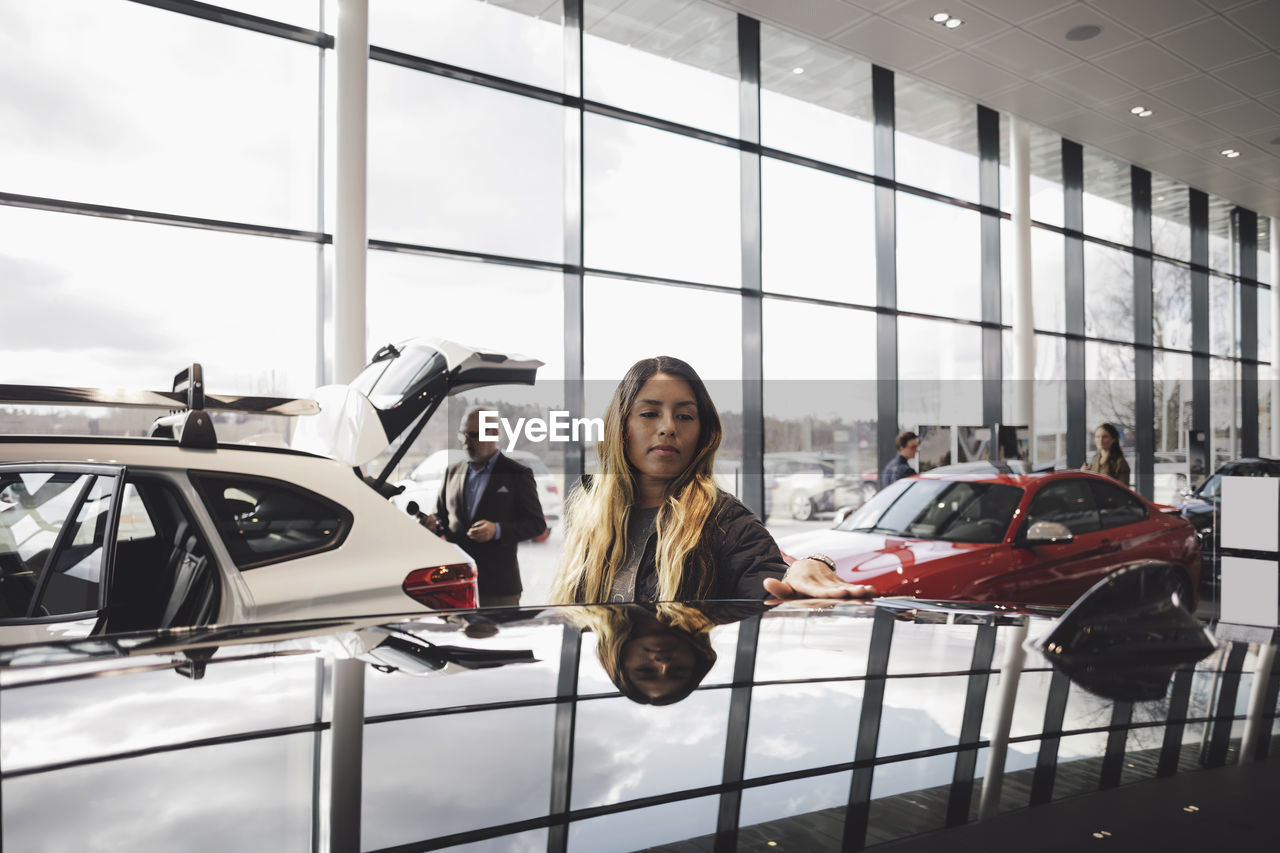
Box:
435, 452, 546, 596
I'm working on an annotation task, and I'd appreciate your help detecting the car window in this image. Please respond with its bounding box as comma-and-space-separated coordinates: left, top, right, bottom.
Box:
1199, 474, 1221, 499
118, 483, 158, 540
838, 478, 913, 531
194, 474, 351, 569
1026, 479, 1101, 536
840, 479, 1022, 542
0, 472, 106, 619
108, 477, 219, 633
1089, 481, 1147, 529
39, 475, 116, 617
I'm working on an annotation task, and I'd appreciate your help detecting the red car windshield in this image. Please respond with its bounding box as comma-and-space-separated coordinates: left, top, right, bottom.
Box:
839, 479, 1024, 543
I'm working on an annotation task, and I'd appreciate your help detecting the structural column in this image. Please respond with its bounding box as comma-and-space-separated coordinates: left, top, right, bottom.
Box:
563, 0, 585, 492
1190, 190, 1210, 477
1274, 225, 1280, 458
873, 66, 898, 475
979, 106, 1003, 428
738, 16, 765, 517
1063, 141, 1086, 468
1238, 209, 1258, 458
1008, 117, 1034, 433
333, 0, 369, 383
1133, 168, 1154, 497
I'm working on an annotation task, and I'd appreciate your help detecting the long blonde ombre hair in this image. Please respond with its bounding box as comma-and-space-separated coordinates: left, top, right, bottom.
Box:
549, 356, 723, 604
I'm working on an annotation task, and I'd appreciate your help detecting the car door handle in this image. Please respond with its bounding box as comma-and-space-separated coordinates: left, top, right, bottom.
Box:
1099, 538, 1120, 553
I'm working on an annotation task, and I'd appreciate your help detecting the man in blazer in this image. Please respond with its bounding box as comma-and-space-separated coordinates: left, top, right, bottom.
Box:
423, 407, 546, 607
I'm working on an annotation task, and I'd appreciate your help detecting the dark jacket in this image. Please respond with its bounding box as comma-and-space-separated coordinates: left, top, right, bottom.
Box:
881, 454, 913, 487
631, 492, 787, 602
435, 452, 546, 596
1082, 452, 1131, 486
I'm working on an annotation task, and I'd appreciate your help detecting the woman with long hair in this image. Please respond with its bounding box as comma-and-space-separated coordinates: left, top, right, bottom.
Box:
1082, 422, 1130, 485
549, 356, 871, 604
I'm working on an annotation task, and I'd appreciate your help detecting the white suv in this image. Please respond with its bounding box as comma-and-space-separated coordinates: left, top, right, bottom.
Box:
0, 339, 542, 645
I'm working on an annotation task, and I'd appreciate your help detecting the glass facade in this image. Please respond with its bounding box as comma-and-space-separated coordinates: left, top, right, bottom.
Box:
0, 0, 1273, 528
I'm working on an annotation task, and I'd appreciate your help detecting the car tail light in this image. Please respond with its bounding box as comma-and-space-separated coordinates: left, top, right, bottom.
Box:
780, 550, 796, 565
402, 563, 477, 610
547, 484, 558, 494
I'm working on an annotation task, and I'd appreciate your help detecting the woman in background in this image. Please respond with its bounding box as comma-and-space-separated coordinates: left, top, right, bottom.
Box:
1082, 422, 1130, 485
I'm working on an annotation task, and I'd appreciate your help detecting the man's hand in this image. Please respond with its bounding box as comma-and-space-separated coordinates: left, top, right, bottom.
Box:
417, 513, 442, 535
762, 558, 876, 600
467, 519, 497, 543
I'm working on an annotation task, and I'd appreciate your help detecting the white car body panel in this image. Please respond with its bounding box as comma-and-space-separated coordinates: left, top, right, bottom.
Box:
0, 440, 474, 638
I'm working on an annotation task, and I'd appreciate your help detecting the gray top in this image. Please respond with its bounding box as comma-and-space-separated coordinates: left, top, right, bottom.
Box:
608, 506, 660, 603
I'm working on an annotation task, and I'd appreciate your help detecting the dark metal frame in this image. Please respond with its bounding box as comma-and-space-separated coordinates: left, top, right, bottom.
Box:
979, 106, 1003, 428
1191, 190, 1212, 455
1132, 167, 1155, 497
1062, 140, 1087, 471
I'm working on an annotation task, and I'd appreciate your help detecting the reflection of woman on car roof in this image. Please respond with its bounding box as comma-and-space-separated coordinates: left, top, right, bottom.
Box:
566, 603, 721, 705
549, 356, 872, 604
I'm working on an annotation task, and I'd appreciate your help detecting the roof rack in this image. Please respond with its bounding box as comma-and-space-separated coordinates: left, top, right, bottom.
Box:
0, 364, 319, 450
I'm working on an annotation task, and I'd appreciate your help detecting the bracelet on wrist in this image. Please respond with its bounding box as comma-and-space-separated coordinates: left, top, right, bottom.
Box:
803, 553, 837, 572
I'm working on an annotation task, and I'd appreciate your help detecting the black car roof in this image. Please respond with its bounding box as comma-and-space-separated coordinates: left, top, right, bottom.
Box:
0, 596, 1262, 852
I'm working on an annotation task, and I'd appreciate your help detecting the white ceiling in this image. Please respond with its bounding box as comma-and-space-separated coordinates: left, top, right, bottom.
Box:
712, 0, 1280, 222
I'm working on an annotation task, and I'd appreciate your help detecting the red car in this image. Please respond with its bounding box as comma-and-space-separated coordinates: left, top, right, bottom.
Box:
777, 465, 1202, 609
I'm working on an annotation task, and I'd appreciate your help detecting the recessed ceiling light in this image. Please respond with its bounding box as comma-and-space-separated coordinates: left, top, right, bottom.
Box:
930, 12, 963, 28
792, 66, 804, 74
931, 12, 950, 23
1221, 148, 1240, 158
945, 17, 964, 28
1156, 195, 1165, 201
1066, 24, 1102, 41
1129, 105, 1154, 117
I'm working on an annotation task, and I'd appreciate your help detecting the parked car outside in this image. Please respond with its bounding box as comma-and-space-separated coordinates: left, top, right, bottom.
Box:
776, 464, 1202, 608
0, 338, 542, 644
1175, 457, 1280, 589
764, 452, 877, 521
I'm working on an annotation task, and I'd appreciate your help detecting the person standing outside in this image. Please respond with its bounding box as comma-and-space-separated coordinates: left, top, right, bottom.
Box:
881, 431, 919, 487
421, 406, 546, 607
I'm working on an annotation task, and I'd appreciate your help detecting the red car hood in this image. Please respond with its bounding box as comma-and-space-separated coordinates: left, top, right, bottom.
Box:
777, 528, 998, 586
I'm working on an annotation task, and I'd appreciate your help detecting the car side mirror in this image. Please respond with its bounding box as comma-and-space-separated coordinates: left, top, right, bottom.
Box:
833, 505, 855, 526
1023, 520, 1073, 545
